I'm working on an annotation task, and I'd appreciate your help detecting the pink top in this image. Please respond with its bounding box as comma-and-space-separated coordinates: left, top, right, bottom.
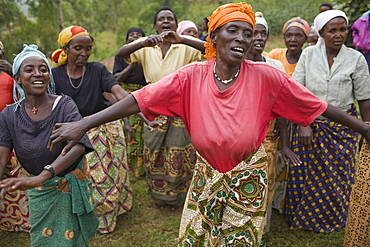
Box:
132, 60, 328, 172
0, 72, 14, 112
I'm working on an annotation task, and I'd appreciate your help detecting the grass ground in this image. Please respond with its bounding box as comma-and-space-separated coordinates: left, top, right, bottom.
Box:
0, 175, 345, 247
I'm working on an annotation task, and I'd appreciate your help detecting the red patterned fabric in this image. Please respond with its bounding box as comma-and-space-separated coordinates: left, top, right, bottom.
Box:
0, 153, 30, 232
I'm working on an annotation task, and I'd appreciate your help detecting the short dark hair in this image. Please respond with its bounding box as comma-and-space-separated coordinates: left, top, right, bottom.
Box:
320, 3, 333, 9
153, 7, 178, 26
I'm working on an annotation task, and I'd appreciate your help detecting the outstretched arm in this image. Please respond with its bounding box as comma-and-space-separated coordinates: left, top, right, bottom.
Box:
322, 104, 370, 141
48, 94, 140, 155
0, 144, 85, 197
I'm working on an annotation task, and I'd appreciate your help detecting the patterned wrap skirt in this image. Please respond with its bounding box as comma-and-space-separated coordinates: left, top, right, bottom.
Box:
121, 83, 146, 177
27, 159, 99, 247
144, 116, 196, 205
86, 120, 133, 234
179, 146, 268, 246
285, 106, 359, 233
344, 130, 370, 247
0, 153, 30, 232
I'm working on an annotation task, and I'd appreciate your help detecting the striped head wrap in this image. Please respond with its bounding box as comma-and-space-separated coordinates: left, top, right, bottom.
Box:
205, 2, 256, 60
282, 17, 310, 36
12, 44, 55, 110
52, 26, 90, 65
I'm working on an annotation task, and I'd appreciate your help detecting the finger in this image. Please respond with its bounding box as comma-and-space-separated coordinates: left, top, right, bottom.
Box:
61, 141, 76, 156
0, 189, 6, 199
47, 124, 62, 149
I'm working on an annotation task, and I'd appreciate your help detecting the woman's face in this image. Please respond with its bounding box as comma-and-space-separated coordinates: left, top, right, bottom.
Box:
127, 31, 144, 43
15, 56, 50, 96
154, 10, 177, 34
284, 26, 307, 54
319, 17, 348, 52
182, 27, 198, 38
64, 35, 92, 67
212, 21, 253, 66
250, 24, 268, 55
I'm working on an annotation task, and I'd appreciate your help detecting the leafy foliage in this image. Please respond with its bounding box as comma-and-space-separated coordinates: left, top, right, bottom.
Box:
0, 0, 369, 62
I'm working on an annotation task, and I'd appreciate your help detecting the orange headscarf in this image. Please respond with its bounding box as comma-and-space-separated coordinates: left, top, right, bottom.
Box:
52, 26, 90, 65
205, 2, 256, 60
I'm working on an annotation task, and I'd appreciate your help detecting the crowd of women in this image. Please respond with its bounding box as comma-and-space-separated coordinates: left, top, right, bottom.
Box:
0, 2, 369, 247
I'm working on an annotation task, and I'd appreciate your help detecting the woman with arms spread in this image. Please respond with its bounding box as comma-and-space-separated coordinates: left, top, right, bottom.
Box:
48, 3, 370, 246
0, 45, 98, 246
51, 26, 135, 234
285, 10, 370, 233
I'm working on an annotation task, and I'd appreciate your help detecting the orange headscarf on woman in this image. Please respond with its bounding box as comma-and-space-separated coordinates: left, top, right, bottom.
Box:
52, 26, 90, 65
205, 2, 256, 60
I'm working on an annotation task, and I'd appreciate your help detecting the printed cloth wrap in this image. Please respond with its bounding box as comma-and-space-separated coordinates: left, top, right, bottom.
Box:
27, 159, 98, 247
179, 145, 268, 246
285, 105, 358, 233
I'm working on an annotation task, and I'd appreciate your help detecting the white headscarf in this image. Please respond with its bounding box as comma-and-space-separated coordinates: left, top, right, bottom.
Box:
314, 10, 348, 44
255, 12, 268, 33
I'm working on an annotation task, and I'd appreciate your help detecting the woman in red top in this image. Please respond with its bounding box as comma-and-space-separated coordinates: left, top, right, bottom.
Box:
47, 3, 370, 246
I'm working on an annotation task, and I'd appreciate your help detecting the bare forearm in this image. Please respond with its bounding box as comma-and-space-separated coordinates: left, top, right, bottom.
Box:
117, 42, 144, 59
358, 99, 370, 122
322, 104, 370, 135
277, 117, 289, 148
82, 94, 140, 132
114, 66, 133, 82
181, 36, 206, 53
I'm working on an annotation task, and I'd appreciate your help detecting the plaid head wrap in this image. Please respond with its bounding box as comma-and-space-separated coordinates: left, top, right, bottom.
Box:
205, 2, 256, 60
52, 26, 90, 65
282, 17, 310, 36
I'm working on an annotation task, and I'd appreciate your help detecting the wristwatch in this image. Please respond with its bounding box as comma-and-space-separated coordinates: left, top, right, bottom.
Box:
44, 165, 55, 178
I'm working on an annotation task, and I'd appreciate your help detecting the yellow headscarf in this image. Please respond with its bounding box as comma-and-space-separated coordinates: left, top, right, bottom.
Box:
205, 2, 256, 60
52, 26, 90, 65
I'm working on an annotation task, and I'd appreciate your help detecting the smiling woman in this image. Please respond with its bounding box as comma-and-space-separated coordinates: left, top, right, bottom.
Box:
0, 44, 98, 246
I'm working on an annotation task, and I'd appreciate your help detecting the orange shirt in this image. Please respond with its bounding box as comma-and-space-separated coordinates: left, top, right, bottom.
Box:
267, 48, 297, 77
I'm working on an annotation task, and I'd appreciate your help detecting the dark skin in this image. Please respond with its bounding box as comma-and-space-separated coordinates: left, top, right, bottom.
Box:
284, 26, 307, 65
116, 10, 205, 60
47, 21, 370, 162
0, 56, 86, 198
299, 17, 370, 148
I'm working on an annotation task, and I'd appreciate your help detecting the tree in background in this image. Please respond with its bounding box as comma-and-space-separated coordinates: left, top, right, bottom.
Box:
1, 0, 369, 63
332, 0, 370, 47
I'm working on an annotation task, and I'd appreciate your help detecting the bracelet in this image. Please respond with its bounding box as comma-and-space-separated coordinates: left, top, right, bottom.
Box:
43, 165, 55, 178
